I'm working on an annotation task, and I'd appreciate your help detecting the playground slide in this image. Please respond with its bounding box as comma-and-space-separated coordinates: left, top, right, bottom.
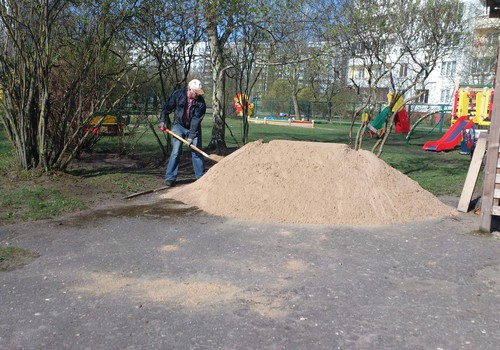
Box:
422, 116, 475, 152
368, 106, 409, 135
394, 107, 410, 133
368, 106, 390, 133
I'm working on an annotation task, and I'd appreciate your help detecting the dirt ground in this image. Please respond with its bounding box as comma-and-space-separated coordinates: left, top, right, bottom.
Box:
0, 140, 489, 272
1, 188, 499, 349
0, 150, 215, 223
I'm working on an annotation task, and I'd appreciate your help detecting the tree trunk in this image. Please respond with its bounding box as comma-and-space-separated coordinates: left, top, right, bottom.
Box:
292, 94, 301, 120
2, 74, 40, 171
206, 23, 227, 152
242, 113, 249, 144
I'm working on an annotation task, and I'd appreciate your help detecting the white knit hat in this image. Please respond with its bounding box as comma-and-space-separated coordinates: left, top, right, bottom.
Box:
188, 79, 204, 95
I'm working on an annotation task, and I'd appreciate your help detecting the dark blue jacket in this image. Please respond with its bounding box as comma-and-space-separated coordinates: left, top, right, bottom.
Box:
160, 88, 206, 140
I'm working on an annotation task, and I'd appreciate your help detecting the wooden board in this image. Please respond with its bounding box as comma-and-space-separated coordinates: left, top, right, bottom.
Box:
457, 135, 487, 212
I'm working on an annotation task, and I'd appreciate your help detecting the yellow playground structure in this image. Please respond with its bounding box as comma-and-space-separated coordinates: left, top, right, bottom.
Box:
451, 84, 494, 127
421, 84, 493, 152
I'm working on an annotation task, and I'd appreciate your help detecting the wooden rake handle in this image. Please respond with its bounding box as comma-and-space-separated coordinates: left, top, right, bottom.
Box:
160, 126, 212, 159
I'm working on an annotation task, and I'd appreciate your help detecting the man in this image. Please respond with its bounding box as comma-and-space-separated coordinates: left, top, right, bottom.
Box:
159, 79, 206, 186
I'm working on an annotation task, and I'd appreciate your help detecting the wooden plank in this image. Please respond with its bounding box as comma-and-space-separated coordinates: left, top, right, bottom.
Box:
457, 135, 487, 212
480, 49, 500, 231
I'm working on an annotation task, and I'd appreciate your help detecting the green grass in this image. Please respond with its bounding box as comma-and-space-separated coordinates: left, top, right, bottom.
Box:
0, 246, 40, 271
382, 149, 473, 195
0, 187, 86, 222
0, 129, 17, 173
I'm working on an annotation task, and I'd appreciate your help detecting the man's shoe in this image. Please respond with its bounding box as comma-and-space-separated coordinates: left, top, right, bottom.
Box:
165, 180, 176, 187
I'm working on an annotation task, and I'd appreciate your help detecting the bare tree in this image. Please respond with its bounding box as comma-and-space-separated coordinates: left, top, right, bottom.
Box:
0, 0, 145, 171
268, 1, 316, 120
199, 0, 305, 151
225, 3, 277, 144
323, 0, 466, 155
198, 0, 236, 151
129, 0, 204, 161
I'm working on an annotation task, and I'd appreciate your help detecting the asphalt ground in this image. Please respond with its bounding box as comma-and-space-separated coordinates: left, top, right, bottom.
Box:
1, 195, 499, 350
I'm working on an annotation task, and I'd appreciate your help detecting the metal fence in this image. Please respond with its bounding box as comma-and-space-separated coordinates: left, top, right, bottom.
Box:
119, 98, 455, 133
253, 98, 453, 130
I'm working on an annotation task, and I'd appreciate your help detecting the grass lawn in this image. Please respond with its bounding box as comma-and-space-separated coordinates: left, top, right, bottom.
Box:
0, 245, 40, 271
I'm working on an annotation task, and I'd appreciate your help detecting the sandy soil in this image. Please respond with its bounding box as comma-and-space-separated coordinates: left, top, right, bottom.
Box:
164, 140, 457, 226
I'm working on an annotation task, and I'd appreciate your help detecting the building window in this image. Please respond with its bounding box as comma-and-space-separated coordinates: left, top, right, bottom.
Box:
399, 63, 408, 77
441, 61, 456, 76
416, 89, 429, 103
486, 32, 499, 46
371, 65, 382, 78
440, 89, 452, 104
449, 32, 461, 47
354, 67, 365, 79
471, 57, 496, 75
352, 43, 368, 55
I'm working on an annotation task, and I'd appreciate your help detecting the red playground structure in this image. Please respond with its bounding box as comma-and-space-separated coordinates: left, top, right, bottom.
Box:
423, 84, 493, 152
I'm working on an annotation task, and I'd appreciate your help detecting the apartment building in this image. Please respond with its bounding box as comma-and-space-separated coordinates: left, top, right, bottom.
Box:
422, 5, 499, 106
346, 0, 499, 107
185, 0, 499, 111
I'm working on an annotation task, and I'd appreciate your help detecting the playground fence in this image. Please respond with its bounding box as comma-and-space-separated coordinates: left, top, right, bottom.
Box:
253, 99, 454, 131
118, 98, 456, 133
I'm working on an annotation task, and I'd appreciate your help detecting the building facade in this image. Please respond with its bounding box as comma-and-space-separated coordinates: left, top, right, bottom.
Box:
185, 0, 499, 113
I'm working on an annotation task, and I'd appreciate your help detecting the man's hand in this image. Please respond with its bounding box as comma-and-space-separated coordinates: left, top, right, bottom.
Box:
159, 121, 165, 129
187, 138, 193, 146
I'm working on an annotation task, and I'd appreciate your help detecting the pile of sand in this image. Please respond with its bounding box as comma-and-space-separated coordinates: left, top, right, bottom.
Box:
163, 140, 457, 226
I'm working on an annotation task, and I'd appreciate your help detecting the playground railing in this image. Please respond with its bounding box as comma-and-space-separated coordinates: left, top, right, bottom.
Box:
252, 99, 453, 128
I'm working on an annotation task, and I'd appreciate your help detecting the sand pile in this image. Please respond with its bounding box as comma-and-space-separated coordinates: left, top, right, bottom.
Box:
163, 140, 457, 226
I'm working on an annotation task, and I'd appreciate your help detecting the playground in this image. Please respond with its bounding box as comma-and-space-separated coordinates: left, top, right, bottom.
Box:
418, 84, 493, 153
233, 93, 315, 128
349, 85, 493, 156
242, 83, 493, 157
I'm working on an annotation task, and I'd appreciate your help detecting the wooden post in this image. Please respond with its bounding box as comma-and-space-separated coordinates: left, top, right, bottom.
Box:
479, 49, 500, 232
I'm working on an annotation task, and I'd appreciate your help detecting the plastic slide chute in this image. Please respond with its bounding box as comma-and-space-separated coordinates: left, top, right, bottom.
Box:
368, 106, 390, 135
388, 93, 410, 134
423, 116, 475, 152
367, 105, 410, 135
